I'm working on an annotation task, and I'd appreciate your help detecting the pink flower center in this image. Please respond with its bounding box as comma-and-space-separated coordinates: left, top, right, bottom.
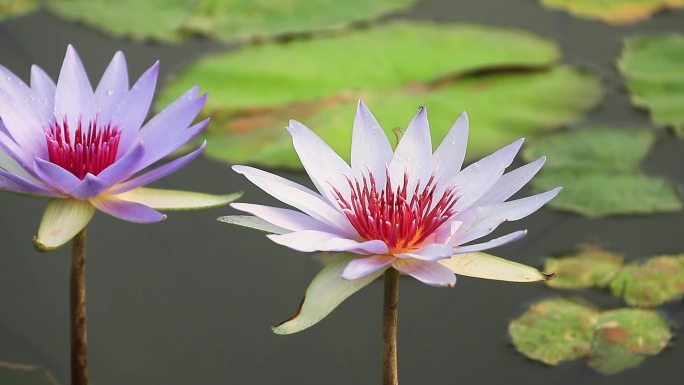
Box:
45, 118, 121, 179
332, 172, 459, 252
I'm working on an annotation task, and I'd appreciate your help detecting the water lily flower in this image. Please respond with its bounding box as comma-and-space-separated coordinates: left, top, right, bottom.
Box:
0, 45, 240, 251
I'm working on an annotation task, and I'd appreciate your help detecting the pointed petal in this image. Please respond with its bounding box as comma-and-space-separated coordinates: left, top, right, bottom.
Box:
231, 202, 337, 233
0, 127, 37, 179
473, 156, 546, 207
110, 142, 206, 194
0, 87, 47, 158
287, 119, 352, 206
453, 230, 528, 254
272, 253, 384, 335
94, 51, 129, 122
30, 65, 56, 110
33, 157, 80, 193
137, 117, 208, 170
217, 215, 291, 234
440, 252, 552, 282
393, 259, 456, 287
69, 173, 109, 199
233, 165, 356, 236
54, 45, 96, 128
0, 168, 61, 197
114, 187, 240, 210
112, 61, 159, 152
341, 254, 394, 280
96, 143, 145, 186
449, 139, 524, 211
389, 106, 432, 198
433, 112, 468, 182
395, 243, 454, 261
267, 230, 388, 255
33, 199, 94, 251
91, 196, 165, 223
0, 64, 51, 121
351, 100, 393, 180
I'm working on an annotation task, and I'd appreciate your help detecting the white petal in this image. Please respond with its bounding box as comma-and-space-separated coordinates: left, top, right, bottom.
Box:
432, 112, 468, 183
341, 254, 395, 280
440, 252, 551, 282
54, 45, 96, 129
272, 253, 384, 335
113, 187, 241, 210
452, 230, 527, 254
473, 156, 546, 207
388, 107, 432, 199
231, 202, 338, 233
392, 259, 456, 287
351, 100, 393, 181
217, 215, 290, 235
33, 199, 95, 251
267, 230, 388, 255
395, 243, 454, 261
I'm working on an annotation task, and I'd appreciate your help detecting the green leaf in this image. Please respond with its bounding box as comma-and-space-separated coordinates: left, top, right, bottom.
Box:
0, 360, 59, 385
33, 199, 95, 252
272, 253, 385, 335
522, 128, 682, 216
183, 0, 417, 42
0, 0, 38, 20
440, 252, 553, 282
114, 187, 242, 211
545, 246, 624, 289
158, 22, 601, 169
509, 297, 599, 365
619, 34, 684, 136
610, 254, 684, 307
540, 0, 684, 24
589, 309, 671, 375
46, 0, 196, 42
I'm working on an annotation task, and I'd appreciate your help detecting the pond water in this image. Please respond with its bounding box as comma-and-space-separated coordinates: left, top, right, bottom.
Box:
0, 0, 683, 384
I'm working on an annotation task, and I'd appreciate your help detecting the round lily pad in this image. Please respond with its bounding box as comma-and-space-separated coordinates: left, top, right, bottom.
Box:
589, 309, 672, 374
619, 34, 684, 136
540, 0, 684, 24
610, 254, 684, 307
522, 128, 683, 216
509, 297, 599, 365
0, 0, 38, 20
545, 246, 624, 289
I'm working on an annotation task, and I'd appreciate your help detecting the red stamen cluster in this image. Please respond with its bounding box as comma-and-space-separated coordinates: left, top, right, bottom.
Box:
45, 118, 121, 179
333, 171, 459, 252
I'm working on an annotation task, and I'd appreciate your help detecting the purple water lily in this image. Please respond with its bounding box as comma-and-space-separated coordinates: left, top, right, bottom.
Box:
0, 45, 240, 250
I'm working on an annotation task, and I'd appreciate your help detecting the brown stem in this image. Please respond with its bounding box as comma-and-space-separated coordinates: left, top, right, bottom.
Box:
382, 267, 399, 385
71, 229, 88, 385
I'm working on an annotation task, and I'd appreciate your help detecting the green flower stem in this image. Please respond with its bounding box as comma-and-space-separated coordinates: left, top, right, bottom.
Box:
382, 267, 400, 385
71, 228, 88, 385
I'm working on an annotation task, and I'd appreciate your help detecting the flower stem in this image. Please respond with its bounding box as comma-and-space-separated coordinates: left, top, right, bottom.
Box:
382, 267, 400, 385
71, 229, 88, 385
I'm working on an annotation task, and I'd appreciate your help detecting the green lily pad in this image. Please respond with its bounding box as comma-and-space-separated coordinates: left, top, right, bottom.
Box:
619, 34, 684, 136
522, 128, 683, 216
0, 0, 38, 20
159, 22, 601, 168
540, 0, 684, 24
183, 0, 417, 43
610, 254, 684, 307
47, 0, 196, 42
545, 246, 624, 289
589, 309, 671, 374
0, 361, 59, 385
509, 297, 599, 365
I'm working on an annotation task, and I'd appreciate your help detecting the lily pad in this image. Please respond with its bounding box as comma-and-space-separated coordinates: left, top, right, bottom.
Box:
509, 297, 599, 365
47, 0, 196, 42
0, 0, 38, 20
0, 360, 59, 385
183, 0, 417, 42
545, 246, 624, 289
610, 254, 684, 307
159, 22, 601, 168
522, 128, 683, 216
589, 309, 671, 374
619, 35, 684, 136
540, 0, 684, 24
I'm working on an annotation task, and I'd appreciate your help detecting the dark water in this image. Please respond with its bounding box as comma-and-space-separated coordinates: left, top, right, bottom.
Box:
0, 1, 683, 384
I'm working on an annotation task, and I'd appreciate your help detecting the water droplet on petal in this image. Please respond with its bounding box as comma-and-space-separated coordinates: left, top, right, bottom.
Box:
106, 89, 115, 96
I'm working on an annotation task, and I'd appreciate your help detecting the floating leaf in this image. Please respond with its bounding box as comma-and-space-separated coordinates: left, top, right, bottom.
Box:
46, 0, 196, 42
589, 309, 671, 374
545, 246, 624, 289
610, 254, 684, 307
0, 0, 38, 20
159, 22, 601, 168
540, 0, 684, 24
509, 297, 599, 365
0, 360, 59, 385
522, 128, 682, 216
619, 34, 684, 136
183, 0, 417, 42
